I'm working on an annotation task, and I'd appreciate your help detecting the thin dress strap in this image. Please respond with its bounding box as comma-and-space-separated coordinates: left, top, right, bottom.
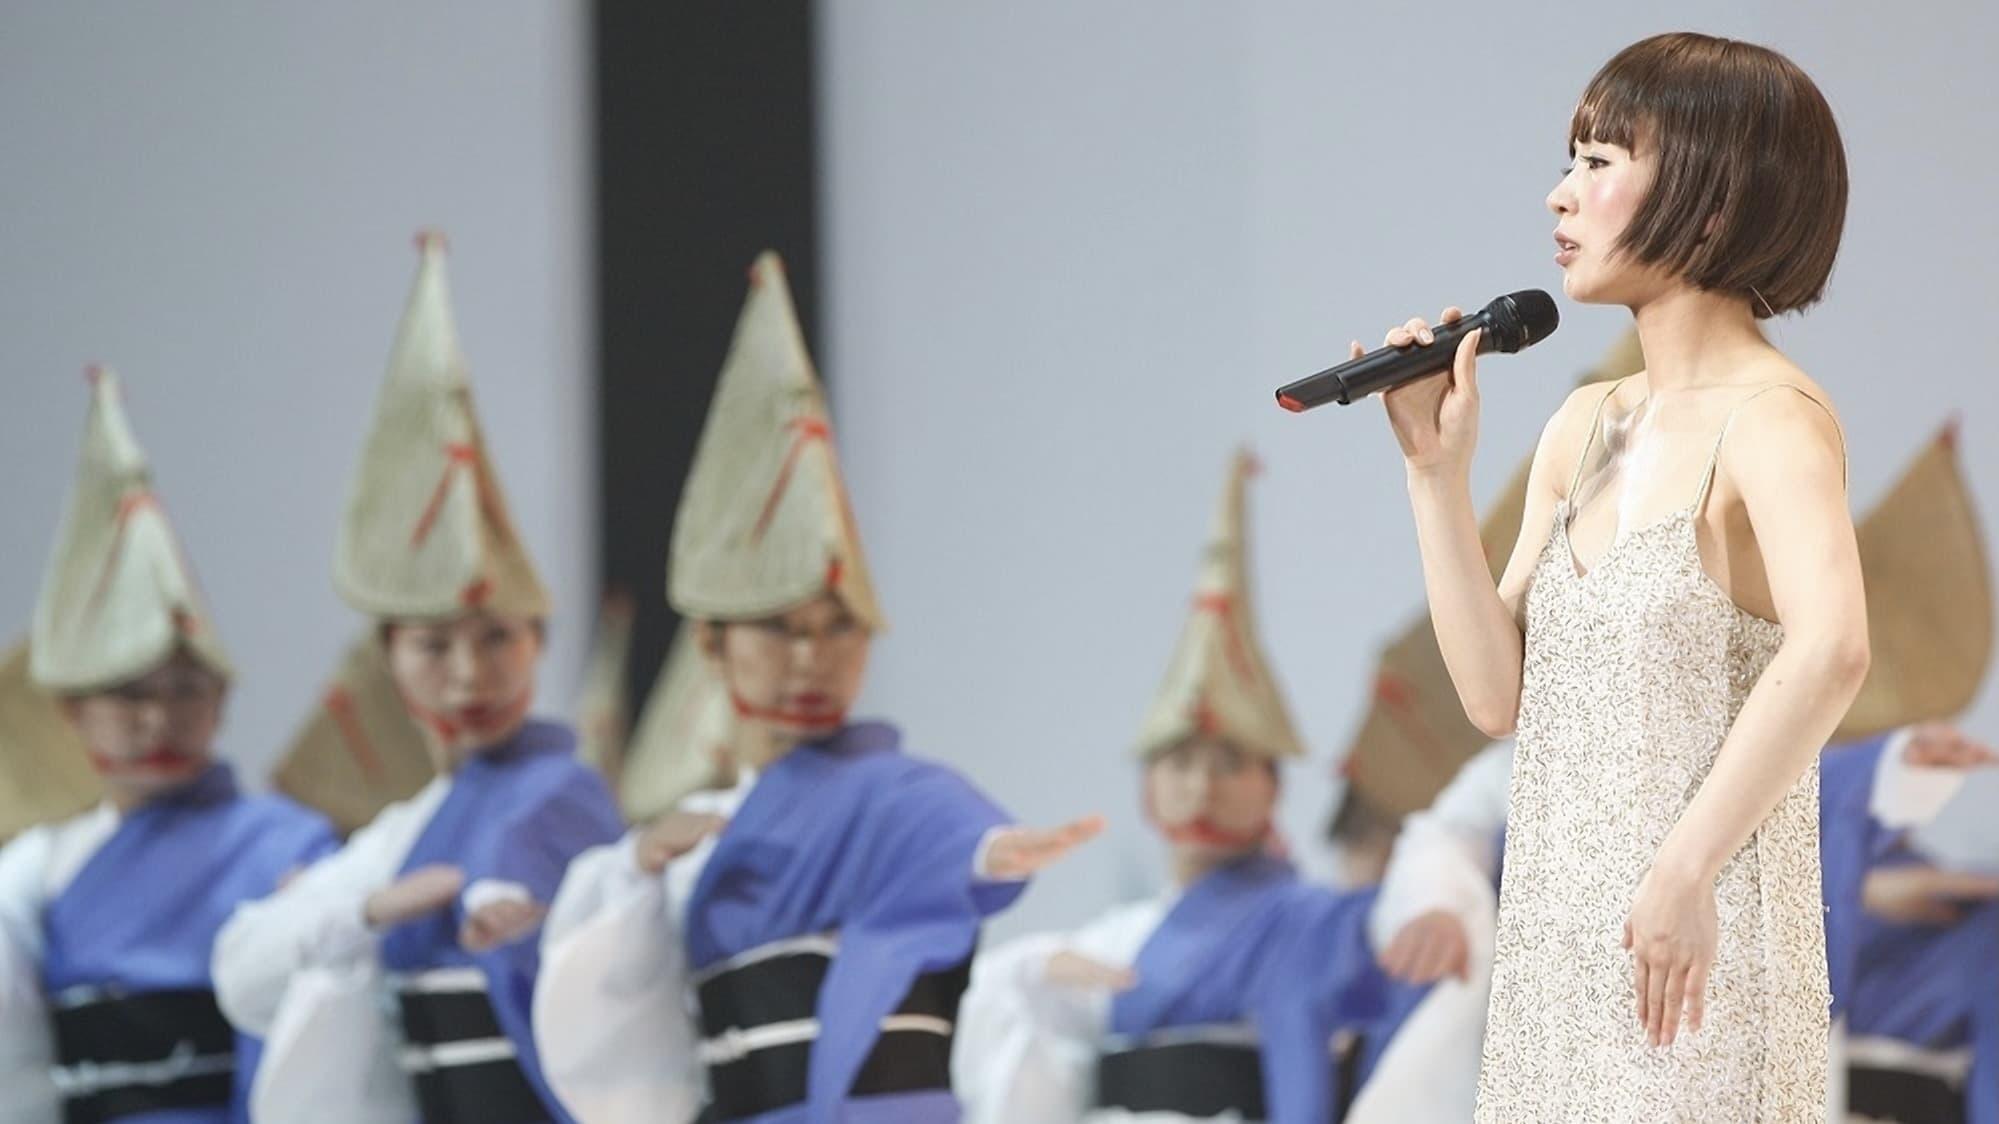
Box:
1565, 377, 1633, 503
1692, 383, 1848, 514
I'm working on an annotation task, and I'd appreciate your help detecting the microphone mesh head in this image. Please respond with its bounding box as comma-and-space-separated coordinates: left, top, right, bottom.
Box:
1494, 289, 1560, 351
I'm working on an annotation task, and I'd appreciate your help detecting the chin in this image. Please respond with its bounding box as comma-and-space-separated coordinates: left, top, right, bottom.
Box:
774, 717, 843, 740
1561, 269, 1609, 304
108, 762, 201, 797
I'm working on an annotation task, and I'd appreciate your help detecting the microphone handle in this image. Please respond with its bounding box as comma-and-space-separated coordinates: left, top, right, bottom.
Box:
1330, 311, 1498, 405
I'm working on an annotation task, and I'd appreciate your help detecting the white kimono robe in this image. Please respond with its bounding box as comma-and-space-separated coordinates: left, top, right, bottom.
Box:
1343, 742, 1510, 1123
529, 774, 749, 1124
211, 778, 453, 1124
0, 806, 117, 1124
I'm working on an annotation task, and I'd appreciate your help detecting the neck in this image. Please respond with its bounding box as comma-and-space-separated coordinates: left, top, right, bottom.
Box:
426, 716, 531, 774
1168, 843, 1256, 888
104, 761, 212, 814
739, 723, 803, 772
1629, 287, 1768, 391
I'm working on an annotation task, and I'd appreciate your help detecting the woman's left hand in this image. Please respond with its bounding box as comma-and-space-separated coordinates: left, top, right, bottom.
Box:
980, 815, 1106, 880
1623, 862, 1717, 1048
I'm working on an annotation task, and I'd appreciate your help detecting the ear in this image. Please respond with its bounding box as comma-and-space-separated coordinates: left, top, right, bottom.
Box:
522, 618, 549, 659
696, 620, 727, 663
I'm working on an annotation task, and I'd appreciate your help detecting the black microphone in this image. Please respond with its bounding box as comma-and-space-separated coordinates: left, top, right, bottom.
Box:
1275, 290, 1560, 412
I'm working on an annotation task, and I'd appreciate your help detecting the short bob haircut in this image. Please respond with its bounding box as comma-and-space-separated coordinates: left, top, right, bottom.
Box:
1571, 32, 1847, 318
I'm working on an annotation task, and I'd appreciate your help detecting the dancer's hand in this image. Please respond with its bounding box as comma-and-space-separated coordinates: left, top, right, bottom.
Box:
1903, 723, 1999, 770
1378, 908, 1472, 984
1372, 308, 1483, 475
460, 896, 548, 952
635, 811, 729, 875
980, 815, 1106, 880
1044, 950, 1137, 992
364, 865, 465, 929
1623, 863, 1717, 1049
1862, 865, 1999, 926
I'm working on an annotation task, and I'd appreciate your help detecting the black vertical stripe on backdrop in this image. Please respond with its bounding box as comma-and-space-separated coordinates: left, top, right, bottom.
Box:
592, 1, 819, 715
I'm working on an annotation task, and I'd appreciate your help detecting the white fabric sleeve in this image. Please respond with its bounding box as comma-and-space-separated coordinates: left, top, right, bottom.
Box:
1367, 743, 1511, 949
0, 827, 53, 1019
462, 879, 535, 913
1344, 919, 1495, 1124
0, 827, 58, 1124
953, 898, 1166, 1124
1867, 727, 1960, 828
532, 834, 704, 1124
248, 955, 415, 1124
953, 932, 1101, 1124
211, 789, 433, 1036
1350, 745, 1513, 1122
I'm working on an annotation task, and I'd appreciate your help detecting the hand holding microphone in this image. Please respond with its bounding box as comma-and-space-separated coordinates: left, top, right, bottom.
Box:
1380, 306, 1489, 473
1274, 289, 1559, 473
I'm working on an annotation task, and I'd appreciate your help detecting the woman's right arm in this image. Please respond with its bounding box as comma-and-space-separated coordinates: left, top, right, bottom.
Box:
211, 800, 429, 1035
0, 828, 51, 1023
1373, 311, 1589, 737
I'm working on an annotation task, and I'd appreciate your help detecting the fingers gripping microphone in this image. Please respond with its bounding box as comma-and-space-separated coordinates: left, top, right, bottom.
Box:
1275, 290, 1559, 412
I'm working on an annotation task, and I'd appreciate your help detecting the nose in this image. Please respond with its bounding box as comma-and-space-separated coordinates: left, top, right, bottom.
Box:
789, 630, 824, 675
446, 636, 482, 690
133, 698, 172, 741
1547, 172, 1576, 218
1185, 766, 1217, 809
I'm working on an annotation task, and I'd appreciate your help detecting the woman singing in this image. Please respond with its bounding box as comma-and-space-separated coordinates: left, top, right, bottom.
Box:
1360, 32, 1868, 1121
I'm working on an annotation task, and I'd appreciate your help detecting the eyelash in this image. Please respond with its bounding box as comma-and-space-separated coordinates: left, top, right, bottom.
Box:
1562, 155, 1610, 177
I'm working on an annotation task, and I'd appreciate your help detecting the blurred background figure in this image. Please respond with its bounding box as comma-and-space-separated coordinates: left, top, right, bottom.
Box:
1823, 723, 1999, 1124
0, 372, 335, 1124
957, 450, 1456, 1123
212, 239, 623, 1124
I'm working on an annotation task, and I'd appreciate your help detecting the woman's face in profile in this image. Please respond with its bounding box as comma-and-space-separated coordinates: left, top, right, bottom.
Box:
1547, 138, 1658, 306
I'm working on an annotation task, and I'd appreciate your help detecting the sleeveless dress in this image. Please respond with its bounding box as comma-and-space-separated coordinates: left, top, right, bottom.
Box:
1473, 382, 1837, 1122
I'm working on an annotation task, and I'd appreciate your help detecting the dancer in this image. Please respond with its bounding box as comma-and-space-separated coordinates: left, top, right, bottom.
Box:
953, 450, 1400, 1124
534, 253, 1099, 1123
212, 235, 623, 1124
0, 370, 334, 1124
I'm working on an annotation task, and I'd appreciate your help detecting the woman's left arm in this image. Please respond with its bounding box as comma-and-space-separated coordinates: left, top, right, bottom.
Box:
1628, 388, 1871, 1048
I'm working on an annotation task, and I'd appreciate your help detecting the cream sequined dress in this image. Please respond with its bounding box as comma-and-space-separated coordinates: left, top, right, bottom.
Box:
1474, 382, 1834, 1122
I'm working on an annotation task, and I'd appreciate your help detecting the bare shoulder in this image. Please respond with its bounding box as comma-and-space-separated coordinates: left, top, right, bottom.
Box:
1534, 377, 1634, 492
1720, 358, 1846, 488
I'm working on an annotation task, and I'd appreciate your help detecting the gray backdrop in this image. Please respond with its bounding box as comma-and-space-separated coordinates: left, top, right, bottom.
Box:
0, 3, 593, 781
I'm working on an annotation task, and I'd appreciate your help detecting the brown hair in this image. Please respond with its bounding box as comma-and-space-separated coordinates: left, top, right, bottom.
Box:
1571, 32, 1847, 317
1325, 783, 1400, 846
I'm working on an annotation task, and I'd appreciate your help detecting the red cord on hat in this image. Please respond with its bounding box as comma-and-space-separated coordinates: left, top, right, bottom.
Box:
410, 444, 481, 547
752, 418, 832, 541
1192, 592, 1257, 686
81, 491, 160, 619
